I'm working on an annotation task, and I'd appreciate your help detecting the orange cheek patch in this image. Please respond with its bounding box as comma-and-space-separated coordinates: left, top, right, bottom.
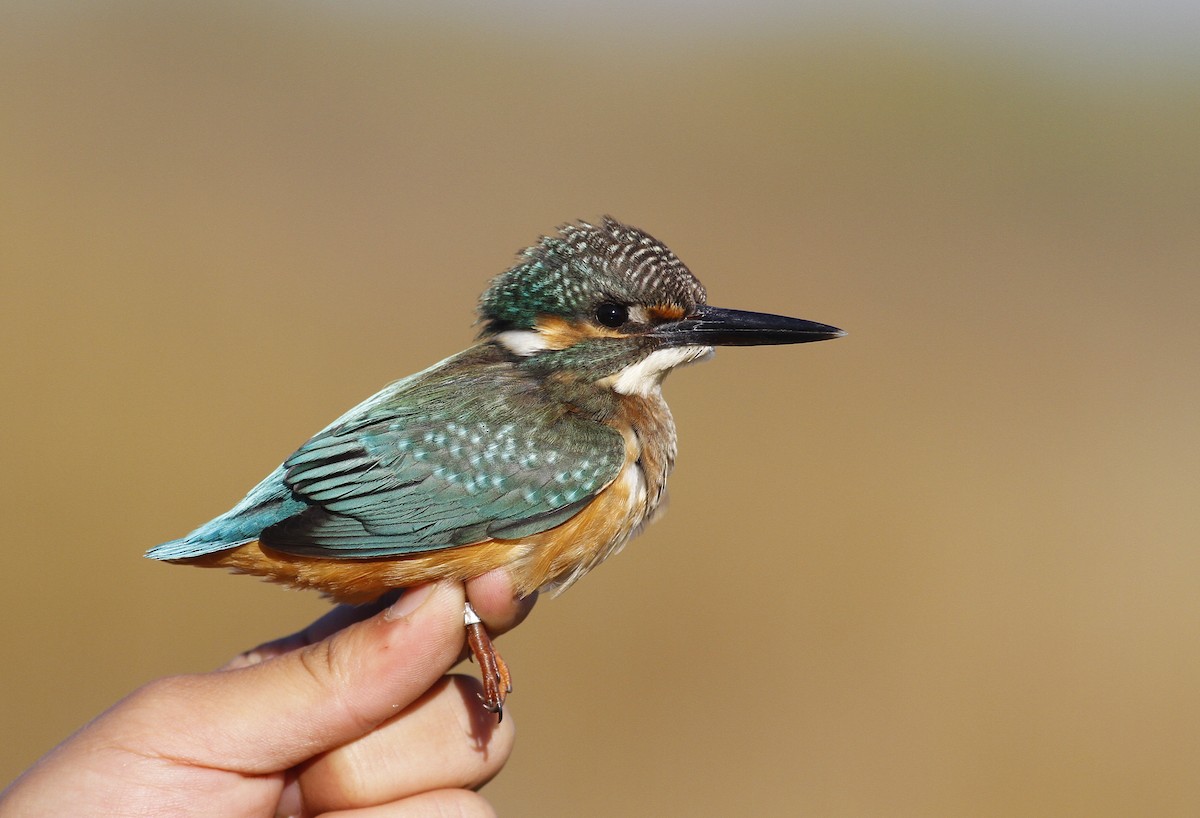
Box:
648, 304, 687, 322
534, 315, 626, 347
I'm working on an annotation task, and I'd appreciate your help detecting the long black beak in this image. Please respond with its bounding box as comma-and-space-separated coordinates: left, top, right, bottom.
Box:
651, 305, 845, 347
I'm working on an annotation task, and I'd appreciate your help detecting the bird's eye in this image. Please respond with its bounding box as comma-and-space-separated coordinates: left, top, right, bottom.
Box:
595, 303, 629, 328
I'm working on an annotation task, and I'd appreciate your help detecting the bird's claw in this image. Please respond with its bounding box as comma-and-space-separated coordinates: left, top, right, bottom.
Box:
464, 602, 512, 722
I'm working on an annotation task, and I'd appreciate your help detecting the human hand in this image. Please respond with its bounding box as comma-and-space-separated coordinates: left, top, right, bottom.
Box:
0, 572, 535, 817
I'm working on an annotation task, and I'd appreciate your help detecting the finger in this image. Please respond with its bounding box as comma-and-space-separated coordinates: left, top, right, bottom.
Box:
117, 582, 468, 774
298, 674, 514, 814
224, 572, 532, 673
319, 789, 497, 818
221, 591, 401, 670
463, 569, 538, 636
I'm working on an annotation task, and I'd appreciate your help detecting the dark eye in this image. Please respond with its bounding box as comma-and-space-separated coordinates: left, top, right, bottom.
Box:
595, 302, 629, 328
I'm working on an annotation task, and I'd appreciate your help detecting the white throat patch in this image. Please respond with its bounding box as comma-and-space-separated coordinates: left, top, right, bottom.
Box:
602, 346, 714, 396
495, 329, 551, 356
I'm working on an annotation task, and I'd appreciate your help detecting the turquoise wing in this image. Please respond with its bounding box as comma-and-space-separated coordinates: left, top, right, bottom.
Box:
258, 372, 626, 559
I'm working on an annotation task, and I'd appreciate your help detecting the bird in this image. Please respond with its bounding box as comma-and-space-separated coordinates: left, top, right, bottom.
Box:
147, 217, 843, 716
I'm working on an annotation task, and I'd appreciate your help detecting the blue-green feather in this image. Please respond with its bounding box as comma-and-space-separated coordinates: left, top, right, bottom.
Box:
146, 345, 626, 562
145, 466, 307, 559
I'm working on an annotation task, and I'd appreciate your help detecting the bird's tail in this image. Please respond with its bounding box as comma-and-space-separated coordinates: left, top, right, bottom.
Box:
145, 466, 304, 561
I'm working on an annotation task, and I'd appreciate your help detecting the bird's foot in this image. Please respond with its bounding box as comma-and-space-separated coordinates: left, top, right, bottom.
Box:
464, 601, 512, 721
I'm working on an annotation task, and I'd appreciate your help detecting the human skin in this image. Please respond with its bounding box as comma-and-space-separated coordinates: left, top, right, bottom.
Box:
0, 571, 534, 817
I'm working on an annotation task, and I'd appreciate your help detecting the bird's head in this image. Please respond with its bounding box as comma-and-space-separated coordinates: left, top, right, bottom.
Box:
478, 217, 843, 396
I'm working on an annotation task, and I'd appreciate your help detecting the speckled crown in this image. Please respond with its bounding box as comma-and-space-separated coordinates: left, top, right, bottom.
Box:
478, 217, 707, 333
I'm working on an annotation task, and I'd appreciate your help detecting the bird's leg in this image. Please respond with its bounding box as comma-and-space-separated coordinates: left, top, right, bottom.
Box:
464, 601, 512, 720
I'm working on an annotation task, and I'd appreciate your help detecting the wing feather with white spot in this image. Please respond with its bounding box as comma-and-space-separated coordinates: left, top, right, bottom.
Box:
259, 367, 626, 559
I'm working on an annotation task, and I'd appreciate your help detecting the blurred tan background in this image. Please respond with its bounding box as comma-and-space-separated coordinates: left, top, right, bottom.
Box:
3, 1, 1198, 815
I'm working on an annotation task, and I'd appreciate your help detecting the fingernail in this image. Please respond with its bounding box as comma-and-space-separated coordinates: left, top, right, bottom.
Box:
383, 583, 437, 621
225, 649, 265, 670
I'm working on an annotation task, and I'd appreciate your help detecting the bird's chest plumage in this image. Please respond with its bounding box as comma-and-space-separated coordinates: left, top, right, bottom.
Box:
614, 390, 676, 524
599, 391, 678, 552
504, 390, 677, 595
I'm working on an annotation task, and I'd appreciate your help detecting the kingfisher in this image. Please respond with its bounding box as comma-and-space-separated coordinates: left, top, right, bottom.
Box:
148, 217, 843, 716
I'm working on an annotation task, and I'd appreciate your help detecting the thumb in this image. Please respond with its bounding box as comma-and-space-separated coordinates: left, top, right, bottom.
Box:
119, 582, 468, 773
